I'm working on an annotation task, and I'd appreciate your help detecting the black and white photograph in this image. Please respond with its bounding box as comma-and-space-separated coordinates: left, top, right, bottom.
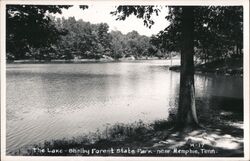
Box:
1, 0, 249, 160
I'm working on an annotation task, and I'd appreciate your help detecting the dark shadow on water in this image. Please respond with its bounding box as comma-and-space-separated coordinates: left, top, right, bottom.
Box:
208, 96, 243, 113
11, 96, 243, 157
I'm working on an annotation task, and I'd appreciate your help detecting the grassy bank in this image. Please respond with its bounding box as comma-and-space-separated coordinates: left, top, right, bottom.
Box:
169, 58, 243, 76
12, 97, 243, 157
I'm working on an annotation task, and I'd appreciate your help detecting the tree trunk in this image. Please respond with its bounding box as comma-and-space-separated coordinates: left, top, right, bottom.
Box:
202, 47, 206, 64
236, 45, 239, 55
170, 52, 173, 67
176, 7, 199, 130
206, 49, 209, 63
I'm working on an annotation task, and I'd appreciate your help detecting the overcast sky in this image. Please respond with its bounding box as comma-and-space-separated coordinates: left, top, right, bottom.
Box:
55, 5, 170, 37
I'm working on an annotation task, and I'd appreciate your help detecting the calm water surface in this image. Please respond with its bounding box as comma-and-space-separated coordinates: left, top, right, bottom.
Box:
6, 60, 243, 154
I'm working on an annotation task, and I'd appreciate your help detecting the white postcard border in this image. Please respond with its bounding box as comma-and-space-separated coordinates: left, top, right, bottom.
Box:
1, 0, 249, 161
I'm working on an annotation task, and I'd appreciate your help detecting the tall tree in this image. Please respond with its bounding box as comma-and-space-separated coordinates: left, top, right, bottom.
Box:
110, 31, 125, 59
96, 23, 112, 54
112, 5, 199, 130
113, 6, 243, 130
176, 7, 199, 129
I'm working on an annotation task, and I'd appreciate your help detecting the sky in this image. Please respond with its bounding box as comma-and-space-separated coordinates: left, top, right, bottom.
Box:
54, 5, 170, 37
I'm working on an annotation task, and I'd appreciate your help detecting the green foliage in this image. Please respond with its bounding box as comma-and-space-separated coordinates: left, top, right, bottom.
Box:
6, 5, 73, 60
5, 5, 167, 61
113, 5, 243, 63
54, 17, 99, 59
6, 5, 89, 60
110, 30, 155, 59
155, 6, 243, 63
6, 4, 158, 61
111, 6, 160, 28
6, 5, 242, 63
53, 17, 155, 60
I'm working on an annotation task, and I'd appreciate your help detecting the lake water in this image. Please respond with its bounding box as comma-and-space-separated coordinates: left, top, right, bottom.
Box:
6, 60, 243, 154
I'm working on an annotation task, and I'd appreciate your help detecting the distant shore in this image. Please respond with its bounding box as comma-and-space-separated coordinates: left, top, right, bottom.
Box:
7, 57, 167, 64
7, 57, 243, 77
169, 58, 243, 76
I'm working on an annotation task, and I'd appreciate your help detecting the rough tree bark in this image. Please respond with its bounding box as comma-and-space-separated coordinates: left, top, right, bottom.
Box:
176, 6, 200, 130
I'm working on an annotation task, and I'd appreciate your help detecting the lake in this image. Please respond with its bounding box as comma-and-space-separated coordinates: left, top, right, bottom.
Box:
6, 60, 243, 154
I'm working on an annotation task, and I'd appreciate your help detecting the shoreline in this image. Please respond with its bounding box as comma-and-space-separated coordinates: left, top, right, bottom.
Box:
169, 58, 243, 77
6, 57, 181, 64
169, 65, 243, 77
6, 58, 242, 77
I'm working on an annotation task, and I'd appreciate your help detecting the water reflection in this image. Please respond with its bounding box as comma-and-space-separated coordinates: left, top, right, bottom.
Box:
6, 60, 243, 154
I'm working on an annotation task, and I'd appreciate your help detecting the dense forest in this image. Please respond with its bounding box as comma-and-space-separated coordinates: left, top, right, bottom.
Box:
6, 5, 242, 64
50, 17, 159, 60
7, 14, 161, 61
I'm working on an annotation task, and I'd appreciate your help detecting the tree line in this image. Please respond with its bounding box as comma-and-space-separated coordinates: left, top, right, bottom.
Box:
51, 17, 158, 60
7, 5, 242, 64
6, 6, 160, 61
